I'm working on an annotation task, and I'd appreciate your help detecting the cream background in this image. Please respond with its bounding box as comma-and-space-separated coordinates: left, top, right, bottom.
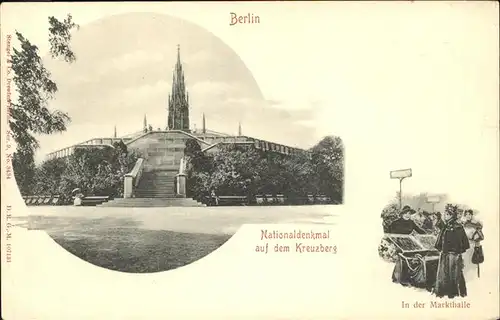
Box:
1, 2, 499, 319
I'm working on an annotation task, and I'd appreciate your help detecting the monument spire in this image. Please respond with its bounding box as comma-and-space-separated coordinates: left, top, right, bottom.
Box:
143, 114, 147, 131
238, 122, 242, 136
202, 113, 206, 134
114, 125, 117, 138
176, 44, 181, 66
168, 45, 190, 132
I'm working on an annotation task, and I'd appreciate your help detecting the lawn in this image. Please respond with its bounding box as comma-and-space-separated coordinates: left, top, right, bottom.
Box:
12, 205, 336, 273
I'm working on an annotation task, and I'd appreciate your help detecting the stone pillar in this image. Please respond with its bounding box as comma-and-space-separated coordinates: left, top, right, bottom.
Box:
176, 173, 186, 197
124, 174, 133, 198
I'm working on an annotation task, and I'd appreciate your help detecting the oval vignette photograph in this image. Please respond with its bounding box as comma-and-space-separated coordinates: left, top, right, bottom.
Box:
8, 12, 345, 273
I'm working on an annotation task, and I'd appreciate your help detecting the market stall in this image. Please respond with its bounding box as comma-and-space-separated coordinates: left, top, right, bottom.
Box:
385, 233, 439, 291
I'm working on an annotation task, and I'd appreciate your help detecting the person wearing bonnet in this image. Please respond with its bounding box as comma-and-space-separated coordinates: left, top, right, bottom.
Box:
462, 209, 484, 243
388, 205, 426, 235
462, 209, 485, 277
433, 204, 470, 298
389, 206, 428, 288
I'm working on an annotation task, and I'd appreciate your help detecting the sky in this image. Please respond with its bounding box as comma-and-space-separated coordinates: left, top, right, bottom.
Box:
1, 2, 499, 212
4, 9, 321, 161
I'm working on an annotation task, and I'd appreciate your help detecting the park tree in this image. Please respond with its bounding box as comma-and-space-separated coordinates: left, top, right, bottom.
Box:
184, 138, 213, 198
191, 144, 266, 197
32, 158, 68, 195
280, 151, 318, 199
184, 138, 210, 172
311, 136, 344, 203
258, 152, 286, 195
58, 146, 139, 197
184, 138, 202, 157
9, 14, 79, 195
185, 136, 345, 204
58, 149, 96, 196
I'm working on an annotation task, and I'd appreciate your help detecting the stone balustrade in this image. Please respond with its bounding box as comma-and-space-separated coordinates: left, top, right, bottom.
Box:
199, 135, 307, 157
124, 158, 145, 198
79, 137, 130, 146
45, 130, 310, 162
45, 137, 129, 160
46, 146, 76, 160
176, 157, 187, 197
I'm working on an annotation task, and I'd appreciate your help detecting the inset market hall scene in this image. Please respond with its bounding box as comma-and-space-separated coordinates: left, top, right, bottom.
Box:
379, 169, 485, 299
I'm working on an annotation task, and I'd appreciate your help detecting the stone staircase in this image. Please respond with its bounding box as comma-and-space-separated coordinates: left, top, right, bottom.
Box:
99, 170, 205, 207
99, 197, 205, 207
135, 170, 177, 198
99, 132, 207, 207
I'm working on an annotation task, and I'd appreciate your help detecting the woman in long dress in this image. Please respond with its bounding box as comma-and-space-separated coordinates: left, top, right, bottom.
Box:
462, 209, 485, 276
433, 204, 470, 298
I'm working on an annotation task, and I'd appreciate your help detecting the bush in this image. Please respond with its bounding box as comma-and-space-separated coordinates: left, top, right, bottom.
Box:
32, 158, 68, 195
31, 143, 139, 198
185, 135, 344, 202
310, 136, 344, 203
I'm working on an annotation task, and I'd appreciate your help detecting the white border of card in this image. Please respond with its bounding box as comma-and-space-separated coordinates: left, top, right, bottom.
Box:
1, 2, 499, 319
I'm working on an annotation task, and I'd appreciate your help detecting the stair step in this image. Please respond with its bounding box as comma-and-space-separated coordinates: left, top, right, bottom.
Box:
139, 185, 174, 187
137, 185, 175, 188
135, 197, 177, 198
139, 187, 174, 189
110, 199, 199, 202
109, 201, 197, 203
135, 191, 175, 198
136, 193, 175, 194
99, 197, 205, 207
118, 199, 191, 201
135, 169, 181, 201
135, 192, 176, 195
139, 182, 175, 184
135, 195, 176, 197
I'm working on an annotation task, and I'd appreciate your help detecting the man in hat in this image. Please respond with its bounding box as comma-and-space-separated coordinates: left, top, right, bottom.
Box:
421, 211, 434, 232
434, 212, 445, 231
388, 205, 427, 234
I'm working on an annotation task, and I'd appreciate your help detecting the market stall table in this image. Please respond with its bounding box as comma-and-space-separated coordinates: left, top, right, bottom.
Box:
385, 233, 440, 291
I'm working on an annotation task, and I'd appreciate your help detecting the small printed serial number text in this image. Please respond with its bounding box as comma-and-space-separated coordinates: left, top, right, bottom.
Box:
5, 205, 12, 262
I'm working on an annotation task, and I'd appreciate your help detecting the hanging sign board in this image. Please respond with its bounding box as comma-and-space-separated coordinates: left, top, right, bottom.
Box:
390, 168, 412, 179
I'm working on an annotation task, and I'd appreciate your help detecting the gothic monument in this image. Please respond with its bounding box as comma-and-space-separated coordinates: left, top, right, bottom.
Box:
46, 46, 305, 207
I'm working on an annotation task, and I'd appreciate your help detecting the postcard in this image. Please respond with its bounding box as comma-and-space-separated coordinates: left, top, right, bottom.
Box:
1, 2, 499, 319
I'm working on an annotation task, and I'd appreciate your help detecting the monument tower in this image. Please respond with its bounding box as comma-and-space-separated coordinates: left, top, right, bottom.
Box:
167, 45, 190, 132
